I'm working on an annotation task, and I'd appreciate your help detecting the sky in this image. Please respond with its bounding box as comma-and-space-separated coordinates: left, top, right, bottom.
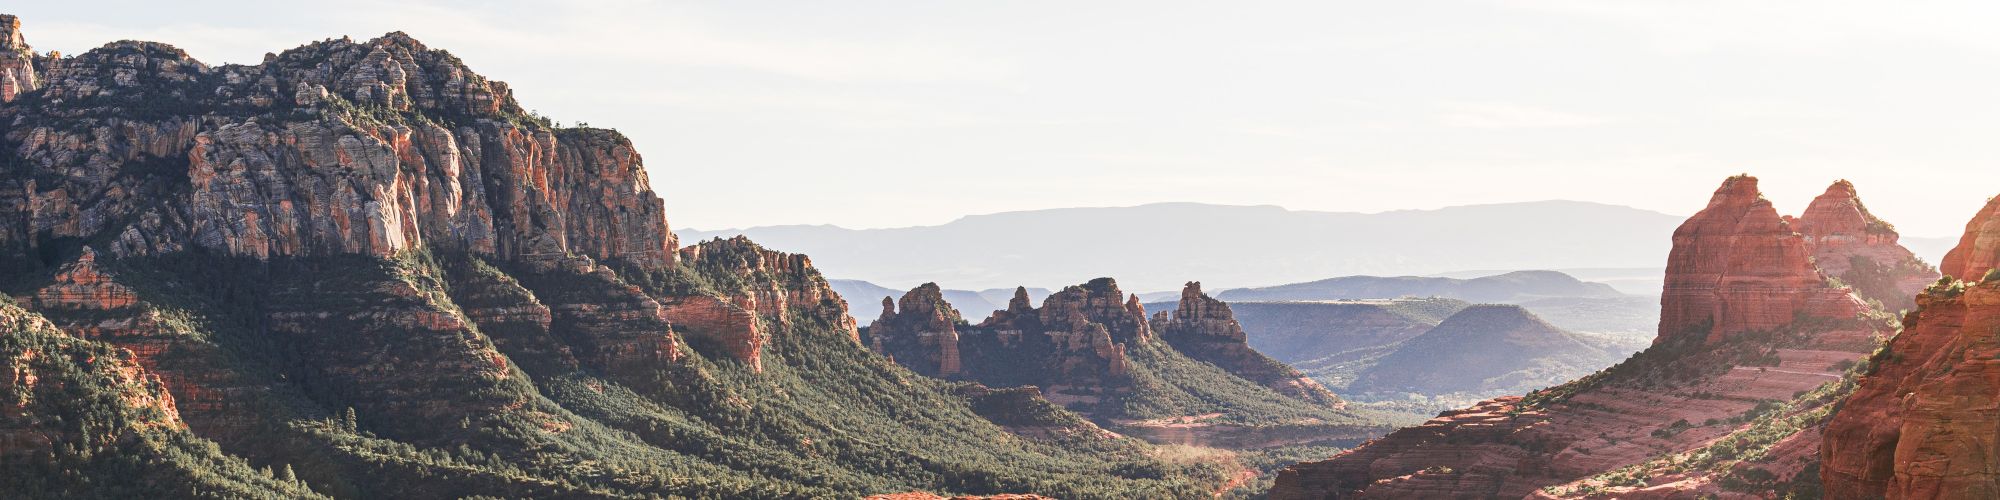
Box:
12, 1, 2000, 238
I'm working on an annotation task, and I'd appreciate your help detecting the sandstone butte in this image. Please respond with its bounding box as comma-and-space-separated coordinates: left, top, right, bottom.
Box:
0, 12, 864, 466
867, 279, 1385, 449
1820, 194, 2000, 499
869, 278, 1157, 414
871, 279, 1342, 411
1152, 282, 1344, 407
1270, 176, 1933, 499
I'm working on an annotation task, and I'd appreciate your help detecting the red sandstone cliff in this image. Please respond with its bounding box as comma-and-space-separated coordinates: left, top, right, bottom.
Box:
1821, 193, 2000, 500
1658, 175, 1865, 344
1271, 176, 1901, 499
1795, 180, 1940, 311
0, 22, 676, 269
0, 300, 187, 472
869, 283, 966, 376
0, 15, 40, 103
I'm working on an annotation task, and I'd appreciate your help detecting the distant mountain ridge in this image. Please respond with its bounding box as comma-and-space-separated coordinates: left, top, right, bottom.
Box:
680, 201, 1688, 291
1346, 305, 1618, 395
1217, 270, 1623, 303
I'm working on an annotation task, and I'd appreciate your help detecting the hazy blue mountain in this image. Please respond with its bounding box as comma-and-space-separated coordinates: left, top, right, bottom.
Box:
1430, 267, 1665, 296
679, 201, 1686, 291
1345, 305, 1619, 396
1216, 270, 1623, 303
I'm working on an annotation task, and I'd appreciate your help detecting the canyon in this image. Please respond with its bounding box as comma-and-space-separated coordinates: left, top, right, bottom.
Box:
6, 9, 1999, 500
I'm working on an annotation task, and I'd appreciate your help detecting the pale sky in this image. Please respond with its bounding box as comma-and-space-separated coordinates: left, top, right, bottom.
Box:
13, 1, 2000, 238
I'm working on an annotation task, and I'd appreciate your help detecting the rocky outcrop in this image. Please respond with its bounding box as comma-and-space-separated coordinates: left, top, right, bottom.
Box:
1152, 282, 1340, 407
970, 278, 1144, 395
0, 21, 676, 269
30, 247, 137, 310
1821, 193, 2000, 499
0, 302, 184, 452
1272, 176, 1906, 499
1940, 195, 2000, 282
869, 284, 965, 376
667, 236, 861, 368
1658, 175, 1865, 344
22, 248, 263, 440
507, 256, 683, 379
870, 279, 1137, 396
0, 15, 38, 103
1794, 180, 1939, 311
677, 236, 859, 335
869, 278, 1384, 449
442, 257, 577, 375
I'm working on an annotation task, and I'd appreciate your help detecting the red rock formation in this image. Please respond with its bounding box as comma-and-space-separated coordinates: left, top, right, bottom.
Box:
0, 302, 184, 461
869, 283, 965, 376
0, 27, 676, 269
509, 257, 683, 378
444, 258, 578, 375
659, 294, 765, 370
1795, 180, 1939, 310
1941, 195, 2000, 282
1822, 193, 2000, 499
30, 248, 137, 310
1152, 282, 1341, 407
1272, 176, 1905, 499
1658, 175, 1864, 344
668, 236, 862, 368
0, 15, 37, 103
21, 248, 259, 440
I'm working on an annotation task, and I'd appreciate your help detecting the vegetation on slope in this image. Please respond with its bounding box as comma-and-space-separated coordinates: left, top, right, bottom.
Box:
0, 249, 1249, 498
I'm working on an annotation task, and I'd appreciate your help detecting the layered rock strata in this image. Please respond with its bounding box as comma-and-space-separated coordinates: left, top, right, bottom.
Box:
1658, 175, 1865, 344
1821, 192, 2000, 499
0, 21, 675, 269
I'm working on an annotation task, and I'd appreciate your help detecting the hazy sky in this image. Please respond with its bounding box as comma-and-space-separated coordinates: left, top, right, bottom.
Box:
13, 1, 2000, 237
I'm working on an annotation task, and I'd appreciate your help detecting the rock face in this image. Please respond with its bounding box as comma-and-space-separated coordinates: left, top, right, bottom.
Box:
1658, 175, 1865, 344
869, 283, 964, 376
0, 21, 676, 269
869, 278, 1384, 449
669, 236, 862, 368
1821, 193, 2000, 499
1940, 195, 2000, 282
1271, 176, 1904, 499
1151, 282, 1341, 406
505, 256, 685, 379
871, 279, 1143, 407
1794, 180, 1940, 311
0, 15, 39, 103
22, 247, 265, 441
